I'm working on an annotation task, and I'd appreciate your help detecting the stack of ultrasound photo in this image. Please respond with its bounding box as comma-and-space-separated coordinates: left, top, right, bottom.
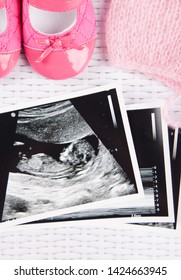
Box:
0, 85, 180, 232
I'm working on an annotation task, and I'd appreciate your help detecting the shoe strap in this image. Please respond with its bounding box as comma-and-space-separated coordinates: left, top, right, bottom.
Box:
28, 0, 85, 12
0, 0, 5, 9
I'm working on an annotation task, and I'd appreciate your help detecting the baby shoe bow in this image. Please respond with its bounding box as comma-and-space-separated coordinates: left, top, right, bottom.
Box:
35, 34, 84, 63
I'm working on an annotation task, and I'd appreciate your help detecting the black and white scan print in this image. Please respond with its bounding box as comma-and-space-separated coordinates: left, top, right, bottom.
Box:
127, 106, 172, 218
26, 104, 175, 225
0, 87, 143, 226
177, 175, 181, 230
127, 104, 175, 223
168, 127, 181, 229
132, 125, 180, 229
54, 104, 172, 225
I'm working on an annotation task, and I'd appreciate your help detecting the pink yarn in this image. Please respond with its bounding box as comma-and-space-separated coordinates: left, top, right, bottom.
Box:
106, 0, 181, 128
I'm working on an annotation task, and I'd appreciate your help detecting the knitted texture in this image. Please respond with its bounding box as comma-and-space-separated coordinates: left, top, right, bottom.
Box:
106, 0, 181, 128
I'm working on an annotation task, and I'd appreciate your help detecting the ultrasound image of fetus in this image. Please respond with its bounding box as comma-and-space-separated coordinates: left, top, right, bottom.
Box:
11, 135, 99, 179
3, 100, 136, 222
59, 135, 99, 172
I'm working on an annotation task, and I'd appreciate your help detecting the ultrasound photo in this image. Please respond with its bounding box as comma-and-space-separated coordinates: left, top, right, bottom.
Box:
177, 176, 181, 230
23, 104, 175, 225
169, 128, 181, 229
0, 86, 143, 227
127, 104, 174, 222
131, 124, 180, 229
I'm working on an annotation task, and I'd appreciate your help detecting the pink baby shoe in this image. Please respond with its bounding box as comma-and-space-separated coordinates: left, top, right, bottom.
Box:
0, 0, 21, 78
22, 0, 96, 80
106, 0, 181, 128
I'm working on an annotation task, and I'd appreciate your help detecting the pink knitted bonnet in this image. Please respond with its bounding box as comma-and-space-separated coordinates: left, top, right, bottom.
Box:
106, 0, 181, 128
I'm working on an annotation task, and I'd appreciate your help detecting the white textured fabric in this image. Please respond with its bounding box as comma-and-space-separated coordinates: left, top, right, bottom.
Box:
0, 0, 180, 259
0, 223, 181, 260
